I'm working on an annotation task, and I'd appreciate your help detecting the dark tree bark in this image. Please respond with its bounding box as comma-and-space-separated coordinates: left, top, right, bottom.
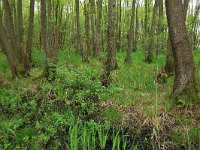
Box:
26, 0, 35, 69
124, 0, 136, 64
145, 0, 159, 63
105, 0, 117, 75
166, 0, 199, 101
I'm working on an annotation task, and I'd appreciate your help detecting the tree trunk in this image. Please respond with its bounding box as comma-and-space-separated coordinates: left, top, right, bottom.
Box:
143, 0, 149, 50
41, 0, 59, 80
157, 0, 163, 55
75, 0, 84, 57
95, 0, 103, 58
89, 0, 96, 56
124, 0, 136, 64
105, 0, 117, 75
145, 0, 159, 63
191, 4, 200, 50
135, 3, 139, 52
1, 0, 27, 77
116, 0, 122, 51
166, 0, 199, 102
41, 0, 47, 55
26, 0, 35, 69
83, 0, 90, 63
164, 0, 190, 76
0, 20, 18, 77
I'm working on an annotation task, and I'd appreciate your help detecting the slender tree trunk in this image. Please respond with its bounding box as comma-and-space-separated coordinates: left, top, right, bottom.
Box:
83, 0, 90, 63
135, 3, 139, 52
27, 0, 35, 69
191, 4, 200, 50
17, 0, 23, 53
95, 0, 103, 58
75, 0, 86, 62
117, 0, 122, 51
166, 0, 199, 102
105, 0, 117, 75
124, 0, 136, 64
143, 0, 149, 51
41, 0, 47, 55
145, 0, 159, 63
89, 0, 96, 56
157, 0, 163, 55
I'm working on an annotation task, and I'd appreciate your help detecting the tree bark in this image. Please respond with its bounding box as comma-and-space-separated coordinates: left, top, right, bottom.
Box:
164, 0, 190, 76
83, 0, 90, 63
94, 0, 103, 58
1, 0, 27, 77
41, 0, 47, 55
135, 3, 139, 52
145, 0, 159, 63
157, 0, 163, 55
191, 4, 200, 50
89, 0, 96, 56
166, 0, 199, 101
26, 0, 35, 69
116, 0, 122, 51
75, 0, 84, 57
105, 0, 117, 75
124, 0, 136, 64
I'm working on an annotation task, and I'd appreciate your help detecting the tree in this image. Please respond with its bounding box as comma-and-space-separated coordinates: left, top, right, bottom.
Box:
104, 0, 117, 76
41, 0, 59, 80
75, 0, 83, 55
124, 0, 136, 64
145, 0, 159, 63
83, 0, 90, 62
94, 0, 103, 58
0, 0, 27, 78
135, 3, 139, 51
157, 0, 163, 55
191, 3, 200, 50
89, 0, 96, 57
166, 0, 199, 101
164, 0, 190, 76
116, 0, 122, 51
27, 0, 35, 69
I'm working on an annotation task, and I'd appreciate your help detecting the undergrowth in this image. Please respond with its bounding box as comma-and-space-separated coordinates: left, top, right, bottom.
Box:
0, 50, 200, 149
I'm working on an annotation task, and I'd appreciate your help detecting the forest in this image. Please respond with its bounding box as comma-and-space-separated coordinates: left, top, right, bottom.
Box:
0, 0, 200, 149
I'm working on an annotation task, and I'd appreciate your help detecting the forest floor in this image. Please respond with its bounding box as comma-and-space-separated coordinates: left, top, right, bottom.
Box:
0, 49, 200, 150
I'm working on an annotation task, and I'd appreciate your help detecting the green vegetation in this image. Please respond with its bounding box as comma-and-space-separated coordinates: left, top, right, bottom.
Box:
0, 0, 200, 149
1, 50, 200, 149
